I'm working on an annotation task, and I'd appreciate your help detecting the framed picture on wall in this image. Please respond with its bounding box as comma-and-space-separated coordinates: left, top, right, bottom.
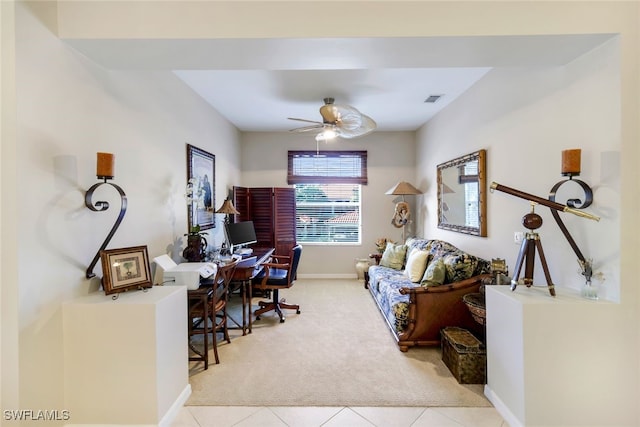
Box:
100, 246, 152, 295
186, 144, 215, 231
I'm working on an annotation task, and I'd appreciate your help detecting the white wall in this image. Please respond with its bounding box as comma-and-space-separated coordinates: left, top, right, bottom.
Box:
11, 1, 241, 414
241, 131, 417, 276
417, 39, 621, 301
1, 0, 20, 413
415, 32, 638, 427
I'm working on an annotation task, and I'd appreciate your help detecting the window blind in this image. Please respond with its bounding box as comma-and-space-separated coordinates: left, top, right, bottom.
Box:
287, 150, 368, 184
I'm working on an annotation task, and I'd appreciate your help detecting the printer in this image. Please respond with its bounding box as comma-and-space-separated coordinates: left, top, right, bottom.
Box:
152, 254, 217, 290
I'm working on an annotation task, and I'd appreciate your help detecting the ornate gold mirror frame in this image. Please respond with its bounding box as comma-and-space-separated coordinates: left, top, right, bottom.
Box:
437, 149, 487, 237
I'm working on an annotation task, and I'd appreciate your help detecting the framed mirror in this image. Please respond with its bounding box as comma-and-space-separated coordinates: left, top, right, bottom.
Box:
437, 149, 487, 237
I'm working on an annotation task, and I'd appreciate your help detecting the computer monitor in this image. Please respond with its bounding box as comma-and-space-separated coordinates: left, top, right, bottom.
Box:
224, 221, 257, 253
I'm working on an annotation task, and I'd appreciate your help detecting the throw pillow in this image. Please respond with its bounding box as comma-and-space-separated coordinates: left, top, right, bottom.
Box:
380, 242, 407, 270
442, 253, 478, 283
404, 249, 430, 282
421, 258, 446, 287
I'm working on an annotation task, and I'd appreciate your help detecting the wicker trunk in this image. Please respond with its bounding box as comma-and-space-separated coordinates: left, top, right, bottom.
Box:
441, 327, 486, 384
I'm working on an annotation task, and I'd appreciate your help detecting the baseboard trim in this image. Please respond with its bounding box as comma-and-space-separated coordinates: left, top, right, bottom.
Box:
484, 384, 522, 427
64, 384, 192, 427
159, 384, 192, 427
298, 274, 358, 280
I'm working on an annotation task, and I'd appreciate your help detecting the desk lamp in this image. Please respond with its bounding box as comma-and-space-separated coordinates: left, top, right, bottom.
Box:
215, 199, 240, 257
385, 181, 423, 242
215, 199, 240, 225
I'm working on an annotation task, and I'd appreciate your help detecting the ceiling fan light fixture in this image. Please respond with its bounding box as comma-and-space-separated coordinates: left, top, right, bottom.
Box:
289, 98, 377, 140
315, 128, 338, 142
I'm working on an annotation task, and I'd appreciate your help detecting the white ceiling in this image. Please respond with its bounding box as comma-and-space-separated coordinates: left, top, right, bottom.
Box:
66, 34, 613, 133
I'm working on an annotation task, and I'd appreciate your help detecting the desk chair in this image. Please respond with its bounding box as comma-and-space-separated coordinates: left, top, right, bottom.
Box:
252, 244, 302, 323
189, 258, 238, 366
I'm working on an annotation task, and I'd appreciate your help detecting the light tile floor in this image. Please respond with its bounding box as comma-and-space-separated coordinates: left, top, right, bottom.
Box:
172, 405, 508, 426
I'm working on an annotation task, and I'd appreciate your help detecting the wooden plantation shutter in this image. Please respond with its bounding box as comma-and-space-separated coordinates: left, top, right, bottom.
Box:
233, 186, 297, 255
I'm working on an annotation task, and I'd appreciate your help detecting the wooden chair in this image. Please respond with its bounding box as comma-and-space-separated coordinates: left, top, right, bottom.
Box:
252, 244, 302, 323
189, 258, 238, 366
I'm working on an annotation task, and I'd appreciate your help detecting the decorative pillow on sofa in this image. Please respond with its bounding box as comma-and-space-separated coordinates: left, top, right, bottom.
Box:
421, 258, 446, 287
380, 242, 407, 270
404, 249, 430, 282
442, 253, 478, 283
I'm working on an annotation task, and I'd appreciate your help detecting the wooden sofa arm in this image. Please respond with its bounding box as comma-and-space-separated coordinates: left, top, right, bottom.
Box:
398, 274, 490, 295
396, 274, 490, 349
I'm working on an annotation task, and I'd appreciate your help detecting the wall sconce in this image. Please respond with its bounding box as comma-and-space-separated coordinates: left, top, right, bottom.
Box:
549, 149, 597, 296
85, 152, 127, 279
385, 181, 423, 242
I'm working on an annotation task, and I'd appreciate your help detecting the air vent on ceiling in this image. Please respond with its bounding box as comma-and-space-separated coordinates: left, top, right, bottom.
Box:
424, 95, 443, 103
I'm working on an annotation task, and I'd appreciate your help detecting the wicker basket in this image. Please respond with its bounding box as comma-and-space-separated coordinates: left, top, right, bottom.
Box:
463, 292, 486, 326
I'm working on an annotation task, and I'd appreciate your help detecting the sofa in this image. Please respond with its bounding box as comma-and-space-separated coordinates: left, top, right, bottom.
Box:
366, 237, 490, 352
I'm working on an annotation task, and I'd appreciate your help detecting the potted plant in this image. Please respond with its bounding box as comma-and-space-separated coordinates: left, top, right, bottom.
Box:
183, 224, 208, 262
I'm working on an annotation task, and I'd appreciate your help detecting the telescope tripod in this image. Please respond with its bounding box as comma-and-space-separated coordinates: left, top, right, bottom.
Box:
511, 208, 556, 297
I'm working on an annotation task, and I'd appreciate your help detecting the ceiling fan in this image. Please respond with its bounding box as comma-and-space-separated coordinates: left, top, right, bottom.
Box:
288, 98, 377, 141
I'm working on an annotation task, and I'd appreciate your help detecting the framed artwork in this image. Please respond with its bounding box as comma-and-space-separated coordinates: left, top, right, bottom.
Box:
100, 246, 153, 295
186, 144, 215, 231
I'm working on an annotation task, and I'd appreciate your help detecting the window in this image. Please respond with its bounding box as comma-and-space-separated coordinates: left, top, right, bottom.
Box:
462, 162, 479, 228
288, 151, 367, 244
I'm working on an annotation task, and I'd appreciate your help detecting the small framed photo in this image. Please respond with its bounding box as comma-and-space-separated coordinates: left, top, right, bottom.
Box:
186, 144, 215, 231
100, 246, 153, 295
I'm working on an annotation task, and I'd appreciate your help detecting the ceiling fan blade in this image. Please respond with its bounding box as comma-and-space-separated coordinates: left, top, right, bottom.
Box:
335, 107, 363, 131
289, 124, 324, 133
287, 117, 324, 125
337, 114, 377, 139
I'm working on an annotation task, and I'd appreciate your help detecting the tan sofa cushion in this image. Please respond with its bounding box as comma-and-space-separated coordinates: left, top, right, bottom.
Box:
380, 242, 407, 270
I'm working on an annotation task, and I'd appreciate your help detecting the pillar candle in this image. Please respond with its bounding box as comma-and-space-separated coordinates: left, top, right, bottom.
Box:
561, 149, 581, 175
97, 152, 115, 178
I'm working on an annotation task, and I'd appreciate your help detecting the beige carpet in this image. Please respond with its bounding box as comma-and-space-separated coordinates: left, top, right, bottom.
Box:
186, 279, 491, 407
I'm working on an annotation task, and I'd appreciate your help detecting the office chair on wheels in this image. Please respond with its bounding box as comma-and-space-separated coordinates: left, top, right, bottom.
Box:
252, 244, 302, 323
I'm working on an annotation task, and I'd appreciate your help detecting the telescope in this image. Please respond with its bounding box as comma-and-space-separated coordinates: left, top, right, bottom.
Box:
490, 182, 600, 222
490, 181, 599, 297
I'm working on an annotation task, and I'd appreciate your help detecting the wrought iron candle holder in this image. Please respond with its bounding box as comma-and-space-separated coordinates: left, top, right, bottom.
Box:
85, 153, 128, 279
549, 149, 596, 295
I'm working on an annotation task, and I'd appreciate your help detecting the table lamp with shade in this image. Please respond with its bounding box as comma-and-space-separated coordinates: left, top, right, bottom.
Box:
385, 181, 423, 242
215, 198, 240, 225
215, 198, 240, 256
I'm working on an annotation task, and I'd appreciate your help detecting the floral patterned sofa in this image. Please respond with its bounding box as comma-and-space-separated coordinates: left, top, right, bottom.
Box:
367, 237, 490, 352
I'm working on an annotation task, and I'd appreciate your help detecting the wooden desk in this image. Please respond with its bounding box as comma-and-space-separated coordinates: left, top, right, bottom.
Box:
228, 247, 274, 335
